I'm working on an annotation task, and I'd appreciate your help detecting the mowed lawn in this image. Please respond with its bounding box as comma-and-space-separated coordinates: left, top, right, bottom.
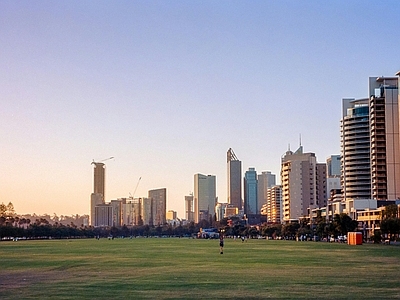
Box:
1, 238, 400, 299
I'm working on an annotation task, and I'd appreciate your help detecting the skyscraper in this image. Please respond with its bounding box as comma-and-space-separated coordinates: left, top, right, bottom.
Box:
194, 174, 216, 223
141, 197, 153, 225
148, 188, 167, 226
90, 162, 106, 226
257, 171, 276, 209
185, 194, 194, 222
341, 98, 371, 200
369, 76, 400, 200
92, 162, 106, 199
227, 148, 242, 211
341, 75, 400, 203
281, 146, 327, 222
244, 167, 258, 214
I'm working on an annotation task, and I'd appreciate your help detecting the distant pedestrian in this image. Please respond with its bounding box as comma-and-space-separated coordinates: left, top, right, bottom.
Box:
219, 232, 224, 254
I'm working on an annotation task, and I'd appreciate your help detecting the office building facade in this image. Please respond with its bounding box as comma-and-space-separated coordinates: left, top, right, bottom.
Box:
244, 167, 258, 214
327, 155, 341, 177
185, 195, 194, 222
148, 188, 167, 226
281, 146, 326, 222
227, 148, 242, 211
257, 171, 276, 211
267, 185, 282, 223
194, 174, 216, 223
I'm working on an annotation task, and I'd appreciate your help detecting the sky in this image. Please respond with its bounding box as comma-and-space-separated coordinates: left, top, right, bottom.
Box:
1, 1, 400, 218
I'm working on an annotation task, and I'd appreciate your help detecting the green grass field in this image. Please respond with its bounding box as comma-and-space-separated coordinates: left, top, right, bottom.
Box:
1, 238, 399, 299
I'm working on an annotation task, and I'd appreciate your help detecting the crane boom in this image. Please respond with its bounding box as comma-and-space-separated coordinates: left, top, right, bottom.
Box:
91, 157, 114, 164
132, 177, 141, 198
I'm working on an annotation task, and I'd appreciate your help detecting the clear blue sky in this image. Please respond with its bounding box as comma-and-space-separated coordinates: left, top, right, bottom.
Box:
1, 1, 399, 218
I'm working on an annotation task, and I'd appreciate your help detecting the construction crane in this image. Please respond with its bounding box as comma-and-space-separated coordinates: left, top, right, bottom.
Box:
132, 177, 141, 199
91, 157, 114, 165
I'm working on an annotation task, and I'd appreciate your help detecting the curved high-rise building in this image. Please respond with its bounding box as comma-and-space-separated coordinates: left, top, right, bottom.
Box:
341, 98, 371, 200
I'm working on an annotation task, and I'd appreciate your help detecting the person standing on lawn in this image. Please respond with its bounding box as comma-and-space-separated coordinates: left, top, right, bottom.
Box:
219, 231, 224, 254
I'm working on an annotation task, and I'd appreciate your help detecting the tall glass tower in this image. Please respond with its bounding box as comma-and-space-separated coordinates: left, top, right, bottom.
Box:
244, 168, 258, 214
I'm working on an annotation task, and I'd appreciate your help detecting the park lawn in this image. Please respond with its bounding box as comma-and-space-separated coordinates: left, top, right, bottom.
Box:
0, 238, 400, 299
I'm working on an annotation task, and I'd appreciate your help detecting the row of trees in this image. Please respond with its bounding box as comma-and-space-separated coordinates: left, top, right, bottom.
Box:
1, 202, 399, 242
0, 212, 360, 241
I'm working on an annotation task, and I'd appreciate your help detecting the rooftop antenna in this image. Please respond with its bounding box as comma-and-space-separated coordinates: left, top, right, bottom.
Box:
299, 134, 302, 147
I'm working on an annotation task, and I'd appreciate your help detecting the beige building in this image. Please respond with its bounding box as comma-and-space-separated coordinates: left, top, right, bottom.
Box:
110, 199, 124, 227
141, 197, 152, 225
92, 162, 105, 199
257, 171, 276, 212
90, 193, 103, 226
267, 185, 282, 223
94, 203, 113, 227
166, 210, 177, 220
194, 174, 216, 223
281, 146, 327, 222
185, 195, 194, 222
149, 188, 167, 226
90, 162, 106, 226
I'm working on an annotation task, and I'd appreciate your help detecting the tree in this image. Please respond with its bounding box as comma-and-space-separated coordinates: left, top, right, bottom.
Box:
314, 210, 327, 238
0, 203, 6, 217
6, 202, 15, 218
382, 204, 398, 220
380, 218, 400, 241
333, 213, 358, 235
282, 223, 299, 239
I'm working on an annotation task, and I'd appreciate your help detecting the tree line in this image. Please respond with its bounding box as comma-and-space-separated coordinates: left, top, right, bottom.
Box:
1, 202, 399, 242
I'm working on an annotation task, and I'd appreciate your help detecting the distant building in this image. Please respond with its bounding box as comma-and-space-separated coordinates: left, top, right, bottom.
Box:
90, 162, 106, 226
227, 148, 242, 211
121, 198, 134, 226
326, 155, 341, 177
149, 188, 167, 226
166, 210, 177, 220
185, 195, 194, 222
224, 204, 239, 218
244, 167, 258, 214
267, 185, 282, 223
316, 163, 327, 208
281, 145, 327, 222
141, 197, 153, 225
94, 203, 113, 227
215, 202, 228, 221
257, 171, 276, 210
110, 199, 124, 227
194, 174, 216, 223
92, 162, 106, 199
326, 177, 341, 197
90, 193, 103, 226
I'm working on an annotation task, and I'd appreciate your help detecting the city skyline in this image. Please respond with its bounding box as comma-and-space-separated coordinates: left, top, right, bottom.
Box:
2, 2, 400, 218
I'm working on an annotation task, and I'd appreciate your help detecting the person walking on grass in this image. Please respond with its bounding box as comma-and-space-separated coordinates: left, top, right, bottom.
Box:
219, 232, 224, 254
